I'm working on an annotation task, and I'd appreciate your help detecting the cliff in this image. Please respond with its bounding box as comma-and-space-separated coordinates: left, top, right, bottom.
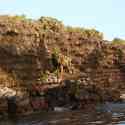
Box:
0, 16, 106, 88
0, 15, 125, 116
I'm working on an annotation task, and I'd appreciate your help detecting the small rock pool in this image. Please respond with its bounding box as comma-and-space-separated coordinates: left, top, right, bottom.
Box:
1, 102, 125, 125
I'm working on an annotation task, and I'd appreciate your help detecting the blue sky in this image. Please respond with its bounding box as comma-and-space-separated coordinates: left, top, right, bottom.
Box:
0, 0, 125, 40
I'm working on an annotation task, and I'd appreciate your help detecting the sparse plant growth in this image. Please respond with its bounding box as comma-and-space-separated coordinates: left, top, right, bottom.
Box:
117, 48, 124, 62
10, 14, 31, 22
112, 38, 125, 45
13, 14, 27, 20
36, 47, 71, 84
50, 47, 73, 82
39, 17, 64, 32
38, 71, 49, 83
115, 48, 125, 72
39, 17, 103, 40
65, 26, 103, 40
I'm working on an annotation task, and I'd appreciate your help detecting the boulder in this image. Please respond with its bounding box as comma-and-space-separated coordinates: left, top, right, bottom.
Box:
0, 87, 16, 98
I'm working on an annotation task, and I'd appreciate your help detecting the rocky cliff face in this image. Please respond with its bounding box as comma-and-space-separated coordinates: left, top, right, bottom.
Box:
0, 16, 107, 88
0, 16, 125, 116
46, 29, 125, 90
0, 16, 51, 88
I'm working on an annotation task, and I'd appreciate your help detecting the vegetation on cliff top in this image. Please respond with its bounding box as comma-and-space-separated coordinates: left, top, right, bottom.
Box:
38, 16, 103, 40
1, 15, 125, 43
112, 38, 125, 45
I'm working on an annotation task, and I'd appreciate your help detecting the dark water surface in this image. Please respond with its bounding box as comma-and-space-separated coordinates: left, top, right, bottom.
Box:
1, 103, 125, 125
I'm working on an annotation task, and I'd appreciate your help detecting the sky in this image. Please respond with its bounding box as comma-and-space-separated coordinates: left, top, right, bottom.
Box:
0, 0, 125, 40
